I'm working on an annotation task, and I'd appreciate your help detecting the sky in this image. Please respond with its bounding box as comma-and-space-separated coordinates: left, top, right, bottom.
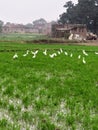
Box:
0, 0, 78, 24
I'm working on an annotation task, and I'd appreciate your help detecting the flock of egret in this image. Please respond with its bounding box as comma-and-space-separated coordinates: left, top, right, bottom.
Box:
13, 48, 98, 64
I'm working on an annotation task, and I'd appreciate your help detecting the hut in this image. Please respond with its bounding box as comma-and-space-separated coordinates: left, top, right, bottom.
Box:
51, 24, 87, 39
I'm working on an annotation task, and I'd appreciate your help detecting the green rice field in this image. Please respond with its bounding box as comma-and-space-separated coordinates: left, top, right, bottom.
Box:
0, 36, 98, 129
0, 33, 47, 41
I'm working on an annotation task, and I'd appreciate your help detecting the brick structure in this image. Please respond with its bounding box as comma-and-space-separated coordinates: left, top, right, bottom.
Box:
2, 23, 34, 33
52, 24, 87, 39
2, 22, 52, 35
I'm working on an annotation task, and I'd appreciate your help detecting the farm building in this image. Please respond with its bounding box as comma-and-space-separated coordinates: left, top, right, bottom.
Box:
32, 22, 52, 35
51, 24, 87, 39
2, 23, 35, 34
2, 22, 52, 35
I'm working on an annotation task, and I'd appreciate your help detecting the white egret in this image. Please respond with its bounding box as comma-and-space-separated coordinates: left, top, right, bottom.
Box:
23, 54, 27, 57
23, 50, 29, 57
53, 53, 57, 56
78, 55, 81, 59
64, 51, 68, 56
31, 51, 34, 55
43, 49, 47, 55
95, 52, 98, 55
32, 54, 36, 58
35, 50, 39, 54
60, 48, 63, 53
82, 50, 88, 56
26, 50, 29, 54
83, 57, 86, 64
70, 53, 73, 57
13, 53, 18, 59
49, 54, 55, 58
57, 51, 61, 55
31, 50, 38, 59
31, 50, 38, 55
49, 53, 57, 58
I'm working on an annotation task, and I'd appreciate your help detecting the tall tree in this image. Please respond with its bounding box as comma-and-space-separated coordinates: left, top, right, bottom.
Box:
32, 18, 47, 33
0, 20, 4, 33
33, 18, 47, 27
25, 23, 33, 28
59, 0, 98, 34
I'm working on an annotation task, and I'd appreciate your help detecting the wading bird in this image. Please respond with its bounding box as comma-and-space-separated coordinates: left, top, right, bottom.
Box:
23, 50, 29, 57
31, 50, 38, 58
32, 54, 36, 58
60, 48, 63, 53
78, 55, 81, 59
31, 50, 39, 55
70, 53, 73, 57
64, 51, 68, 56
82, 50, 88, 56
53, 53, 57, 56
43, 49, 47, 55
95, 52, 98, 55
57, 51, 61, 55
13, 53, 18, 59
49, 53, 56, 58
35, 50, 39, 55
82, 57, 86, 64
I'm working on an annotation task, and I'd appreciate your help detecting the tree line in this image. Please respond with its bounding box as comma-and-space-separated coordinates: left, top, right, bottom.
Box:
59, 0, 98, 34
0, 18, 51, 33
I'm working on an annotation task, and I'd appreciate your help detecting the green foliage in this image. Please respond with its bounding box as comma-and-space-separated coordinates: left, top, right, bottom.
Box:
0, 33, 47, 41
22, 112, 33, 122
0, 41, 98, 129
66, 115, 75, 126
33, 18, 47, 26
0, 20, 3, 33
0, 119, 8, 127
38, 120, 55, 130
59, 0, 98, 34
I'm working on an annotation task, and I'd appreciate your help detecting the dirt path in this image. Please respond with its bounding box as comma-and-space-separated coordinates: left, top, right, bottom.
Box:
75, 40, 98, 46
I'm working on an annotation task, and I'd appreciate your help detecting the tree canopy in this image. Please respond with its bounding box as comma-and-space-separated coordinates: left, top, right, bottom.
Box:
33, 18, 47, 26
59, 0, 98, 34
0, 20, 4, 33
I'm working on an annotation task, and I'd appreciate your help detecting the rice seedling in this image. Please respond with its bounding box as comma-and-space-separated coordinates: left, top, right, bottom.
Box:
0, 41, 98, 129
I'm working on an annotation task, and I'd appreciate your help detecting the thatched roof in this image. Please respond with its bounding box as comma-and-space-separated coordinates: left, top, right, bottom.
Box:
56, 24, 86, 31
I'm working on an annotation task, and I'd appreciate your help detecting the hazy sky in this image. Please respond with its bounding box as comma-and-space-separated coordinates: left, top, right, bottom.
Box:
0, 0, 77, 24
